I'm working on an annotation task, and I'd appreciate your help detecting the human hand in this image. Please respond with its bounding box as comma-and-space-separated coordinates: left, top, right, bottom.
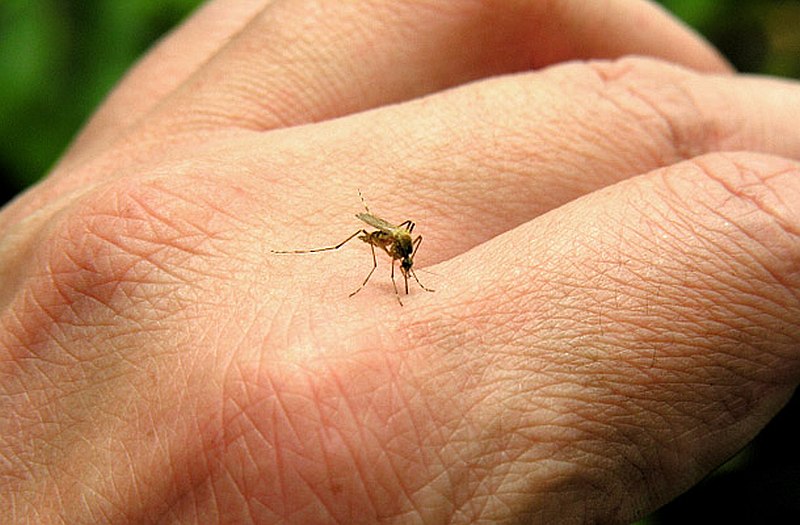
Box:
2, 1, 799, 523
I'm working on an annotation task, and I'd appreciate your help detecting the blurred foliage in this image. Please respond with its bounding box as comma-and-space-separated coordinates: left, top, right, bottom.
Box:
0, 0, 203, 200
1, 0, 799, 523
661, 0, 800, 76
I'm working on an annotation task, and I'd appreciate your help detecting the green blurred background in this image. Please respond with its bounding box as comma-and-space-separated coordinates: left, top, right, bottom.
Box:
1, 0, 799, 522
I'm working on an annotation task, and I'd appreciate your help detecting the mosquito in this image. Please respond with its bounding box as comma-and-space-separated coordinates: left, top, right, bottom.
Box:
271, 191, 434, 305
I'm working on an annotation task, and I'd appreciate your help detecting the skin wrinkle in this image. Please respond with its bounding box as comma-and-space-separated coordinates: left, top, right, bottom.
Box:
361, 371, 428, 519
191, 384, 254, 521
219, 391, 264, 510
442, 400, 504, 521
403, 377, 463, 521
616, 163, 798, 345
39, 174, 255, 335
396, 348, 500, 514
322, 366, 387, 518
587, 254, 764, 367
217, 362, 364, 517
711, 160, 800, 259
588, 59, 719, 164
385, 379, 458, 522
663, 158, 800, 343
440, 374, 575, 521
592, 278, 780, 392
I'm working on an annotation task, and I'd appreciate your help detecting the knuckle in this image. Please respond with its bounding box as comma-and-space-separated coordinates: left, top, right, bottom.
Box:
38, 175, 241, 324
586, 56, 729, 161
677, 152, 800, 265
687, 152, 800, 285
658, 152, 800, 375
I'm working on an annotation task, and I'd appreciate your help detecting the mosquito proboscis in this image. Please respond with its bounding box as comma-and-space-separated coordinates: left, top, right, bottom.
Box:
271, 191, 434, 305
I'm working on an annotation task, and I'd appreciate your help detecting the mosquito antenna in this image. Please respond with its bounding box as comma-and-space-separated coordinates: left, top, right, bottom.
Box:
357, 188, 371, 215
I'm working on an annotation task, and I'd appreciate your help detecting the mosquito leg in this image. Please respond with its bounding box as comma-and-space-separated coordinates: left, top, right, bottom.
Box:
397, 220, 414, 232
390, 259, 403, 306
349, 242, 378, 298
411, 268, 435, 292
411, 235, 423, 257
271, 229, 365, 254
409, 236, 434, 292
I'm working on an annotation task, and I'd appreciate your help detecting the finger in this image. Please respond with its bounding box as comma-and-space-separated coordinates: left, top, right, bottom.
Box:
36, 1, 726, 216
414, 152, 800, 522
57, 0, 270, 170
125, 0, 728, 140
260, 58, 800, 268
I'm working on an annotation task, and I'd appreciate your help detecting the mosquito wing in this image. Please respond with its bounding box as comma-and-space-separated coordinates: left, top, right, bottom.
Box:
356, 212, 396, 233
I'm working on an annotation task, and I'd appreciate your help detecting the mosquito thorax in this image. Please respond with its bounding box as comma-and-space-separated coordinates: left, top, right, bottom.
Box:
395, 234, 413, 256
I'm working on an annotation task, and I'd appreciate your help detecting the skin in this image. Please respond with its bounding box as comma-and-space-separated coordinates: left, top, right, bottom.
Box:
1, 0, 799, 523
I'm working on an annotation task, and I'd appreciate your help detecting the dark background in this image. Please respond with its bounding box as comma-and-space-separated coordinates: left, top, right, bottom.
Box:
1, 1, 799, 522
